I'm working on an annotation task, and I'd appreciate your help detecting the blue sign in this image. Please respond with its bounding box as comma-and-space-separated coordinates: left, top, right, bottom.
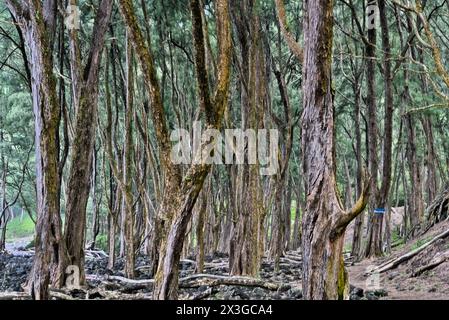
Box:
374, 208, 386, 215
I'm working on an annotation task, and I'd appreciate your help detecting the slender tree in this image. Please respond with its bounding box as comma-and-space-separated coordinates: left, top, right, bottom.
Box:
6, 0, 64, 299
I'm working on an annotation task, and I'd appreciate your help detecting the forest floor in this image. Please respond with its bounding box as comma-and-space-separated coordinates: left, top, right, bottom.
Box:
0, 250, 304, 300
1, 220, 449, 300
348, 220, 449, 300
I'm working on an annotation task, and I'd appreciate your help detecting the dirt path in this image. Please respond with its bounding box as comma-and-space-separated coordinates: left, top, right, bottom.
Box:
348, 222, 449, 300
348, 259, 449, 300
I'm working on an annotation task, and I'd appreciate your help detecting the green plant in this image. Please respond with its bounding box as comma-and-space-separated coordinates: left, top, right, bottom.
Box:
95, 234, 109, 252
5, 214, 35, 240
411, 237, 431, 250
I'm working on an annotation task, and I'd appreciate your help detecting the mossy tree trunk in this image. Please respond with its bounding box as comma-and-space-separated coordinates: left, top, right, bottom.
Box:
63, 0, 113, 286
301, 0, 370, 300
119, 0, 232, 299
6, 0, 65, 299
364, 0, 382, 259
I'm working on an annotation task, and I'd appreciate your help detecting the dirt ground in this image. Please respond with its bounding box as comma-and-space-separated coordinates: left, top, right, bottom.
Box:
347, 219, 449, 300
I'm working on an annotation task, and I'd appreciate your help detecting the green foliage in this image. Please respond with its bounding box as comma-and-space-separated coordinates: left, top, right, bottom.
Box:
95, 234, 109, 252
391, 229, 405, 248
411, 237, 432, 251
5, 214, 35, 240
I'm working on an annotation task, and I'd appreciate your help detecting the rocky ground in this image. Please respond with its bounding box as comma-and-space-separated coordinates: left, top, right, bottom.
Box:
0, 248, 385, 300
0, 250, 304, 300
2, 220, 449, 300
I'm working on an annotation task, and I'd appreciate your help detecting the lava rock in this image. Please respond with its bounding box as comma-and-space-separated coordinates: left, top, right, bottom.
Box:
350, 285, 364, 300
278, 284, 291, 292
288, 288, 303, 299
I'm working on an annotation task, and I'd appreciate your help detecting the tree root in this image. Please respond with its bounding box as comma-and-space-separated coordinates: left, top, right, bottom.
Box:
1, 273, 285, 300
179, 274, 284, 291
86, 274, 154, 292
0, 292, 30, 300
0, 289, 81, 300
86, 272, 285, 293
85, 249, 109, 259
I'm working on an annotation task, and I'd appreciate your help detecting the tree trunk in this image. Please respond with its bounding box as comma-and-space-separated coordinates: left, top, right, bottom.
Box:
229, 0, 264, 277
421, 115, 438, 204
7, 0, 66, 299
195, 181, 208, 273
63, 0, 113, 285
89, 146, 101, 250
377, 0, 394, 254
301, 0, 369, 300
0, 113, 6, 252
364, 1, 382, 258
151, 0, 232, 299
351, 78, 364, 259
403, 66, 424, 233
122, 35, 136, 279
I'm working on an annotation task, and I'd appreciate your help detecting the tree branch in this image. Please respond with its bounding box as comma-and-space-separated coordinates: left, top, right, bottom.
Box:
274, 0, 303, 62
331, 168, 371, 239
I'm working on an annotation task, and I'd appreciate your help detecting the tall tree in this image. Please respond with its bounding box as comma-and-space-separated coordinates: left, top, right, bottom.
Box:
301, 0, 370, 299
229, 0, 265, 277
6, 0, 64, 299
63, 0, 113, 285
119, 0, 232, 299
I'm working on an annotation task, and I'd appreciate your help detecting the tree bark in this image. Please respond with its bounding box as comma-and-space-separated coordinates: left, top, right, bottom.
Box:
63, 0, 113, 285
7, 0, 65, 299
229, 0, 265, 277
364, 0, 382, 258
301, 0, 370, 300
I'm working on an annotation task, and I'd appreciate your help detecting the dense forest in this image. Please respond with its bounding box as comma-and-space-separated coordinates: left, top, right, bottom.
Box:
1, 0, 449, 301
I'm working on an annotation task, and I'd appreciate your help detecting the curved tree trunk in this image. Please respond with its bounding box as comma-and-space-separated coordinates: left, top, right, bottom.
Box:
301, 0, 370, 300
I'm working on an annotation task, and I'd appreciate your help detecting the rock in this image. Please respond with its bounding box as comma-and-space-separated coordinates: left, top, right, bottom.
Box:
365, 292, 379, 300
213, 252, 228, 259
271, 292, 282, 300
365, 289, 388, 299
179, 263, 189, 271
252, 287, 265, 299
198, 285, 209, 292
387, 271, 398, 280
222, 289, 233, 300
283, 269, 293, 275
88, 291, 104, 299
25, 240, 35, 249
1, 249, 305, 300
288, 288, 303, 299
0, 254, 33, 292
349, 285, 364, 300
233, 288, 250, 300
278, 284, 291, 292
